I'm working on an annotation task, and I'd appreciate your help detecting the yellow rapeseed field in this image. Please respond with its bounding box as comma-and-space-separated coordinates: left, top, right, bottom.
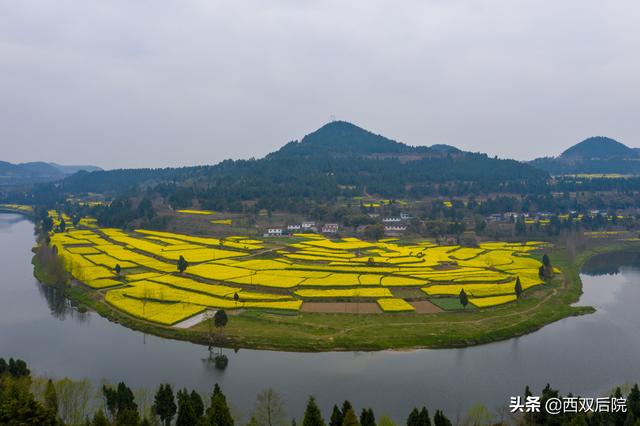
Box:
376, 298, 415, 312
48, 217, 550, 323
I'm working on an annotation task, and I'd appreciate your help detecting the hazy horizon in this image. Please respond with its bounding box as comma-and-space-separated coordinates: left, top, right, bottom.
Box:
2, 0, 639, 169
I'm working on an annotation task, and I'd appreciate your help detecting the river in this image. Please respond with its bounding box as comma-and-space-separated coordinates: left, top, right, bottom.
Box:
1, 213, 639, 421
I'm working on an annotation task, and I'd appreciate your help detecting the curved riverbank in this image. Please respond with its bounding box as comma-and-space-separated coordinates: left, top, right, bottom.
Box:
31, 237, 636, 352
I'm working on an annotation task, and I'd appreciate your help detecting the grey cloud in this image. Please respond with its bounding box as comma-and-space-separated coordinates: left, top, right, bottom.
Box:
1, 0, 639, 168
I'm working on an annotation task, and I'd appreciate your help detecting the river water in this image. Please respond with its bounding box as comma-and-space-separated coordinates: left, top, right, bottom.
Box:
1, 213, 639, 421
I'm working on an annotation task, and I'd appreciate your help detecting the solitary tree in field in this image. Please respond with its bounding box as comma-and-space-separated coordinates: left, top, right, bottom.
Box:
214, 309, 229, 351
177, 256, 189, 273
59, 217, 66, 232
542, 254, 550, 268
214, 309, 228, 330
115, 264, 121, 276
515, 277, 523, 299
459, 289, 469, 310
233, 292, 240, 307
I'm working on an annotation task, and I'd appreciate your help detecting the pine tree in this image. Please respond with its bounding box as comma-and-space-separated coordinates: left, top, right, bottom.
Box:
418, 407, 430, 426
153, 384, 177, 426
407, 407, 430, 426
44, 378, 58, 416
302, 397, 325, 426
459, 289, 468, 310
176, 388, 198, 426
342, 408, 360, 426
330, 405, 343, 426
515, 276, 523, 299
177, 255, 189, 273
432, 410, 451, 426
205, 383, 234, 426
91, 410, 110, 426
407, 408, 420, 426
342, 408, 359, 426
191, 389, 205, 419
360, 408, 375, 426
341, 401, 352, 418
628, 384, 640, 418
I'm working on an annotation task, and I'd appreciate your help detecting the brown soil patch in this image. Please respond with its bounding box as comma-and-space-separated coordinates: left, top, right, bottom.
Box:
301, 302, 382, 314
409, 300, 444, 314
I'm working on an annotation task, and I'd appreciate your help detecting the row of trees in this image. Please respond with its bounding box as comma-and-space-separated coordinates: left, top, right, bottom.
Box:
5, 357, 640, 425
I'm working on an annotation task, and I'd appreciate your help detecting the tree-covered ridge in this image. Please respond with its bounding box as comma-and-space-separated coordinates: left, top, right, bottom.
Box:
54, 122, 548, 207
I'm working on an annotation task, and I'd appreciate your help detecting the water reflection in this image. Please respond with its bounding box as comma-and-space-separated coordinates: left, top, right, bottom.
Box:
582, 251, 640, 276
36, 282, 90, 323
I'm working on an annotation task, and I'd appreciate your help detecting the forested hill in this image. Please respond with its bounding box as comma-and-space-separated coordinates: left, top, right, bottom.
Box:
530, 136, 640, 174
55, 122, 548, 208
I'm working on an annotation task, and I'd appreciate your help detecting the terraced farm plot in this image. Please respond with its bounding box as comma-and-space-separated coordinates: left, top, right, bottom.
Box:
47, 221, 550, 325
469, 295, 518, 308
377, 298, 415, 312
295, 288, 392, 298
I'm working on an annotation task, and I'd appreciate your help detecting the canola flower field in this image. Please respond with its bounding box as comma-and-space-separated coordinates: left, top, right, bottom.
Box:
46, 212, 551, 326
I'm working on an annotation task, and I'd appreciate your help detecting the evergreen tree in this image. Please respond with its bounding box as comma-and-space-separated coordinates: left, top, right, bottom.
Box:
176, 388, 198, 426
153, 384, 177, 426
341, 401, 353, 418
407, 407, 430, 426
302, 397, 325, 426
215, 310, 229, 329
116, 382, 137, 414
418, 408, 430, 426
205, 383, 234, 426
458, 289, 468, 310
378, 416, 395, 426
330, 405, 343, 426
191, 389, 205, 419
432, 410, 451, 426
359, 408, 375, 426
342, 408, 360, 426
44, 378, 58, 416
515, 276, 523, 299
628, 384, 640, 419
177, 255, 189, 273
407, 408, 420, 426
115, 264, 121, 276
91, 410, 110, 426
116, 407, 140, 426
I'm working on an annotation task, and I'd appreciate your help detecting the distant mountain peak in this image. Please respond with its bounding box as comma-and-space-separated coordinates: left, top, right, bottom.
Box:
530, 136, 640, 174
560, 136, 636, 159
272, 121, 431, 157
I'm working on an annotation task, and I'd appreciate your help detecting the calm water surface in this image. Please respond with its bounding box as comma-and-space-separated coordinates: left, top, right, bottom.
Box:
1, 213, 639, 421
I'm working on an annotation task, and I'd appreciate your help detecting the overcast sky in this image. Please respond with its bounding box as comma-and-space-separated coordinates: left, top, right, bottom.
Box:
1, 0, 639, 169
